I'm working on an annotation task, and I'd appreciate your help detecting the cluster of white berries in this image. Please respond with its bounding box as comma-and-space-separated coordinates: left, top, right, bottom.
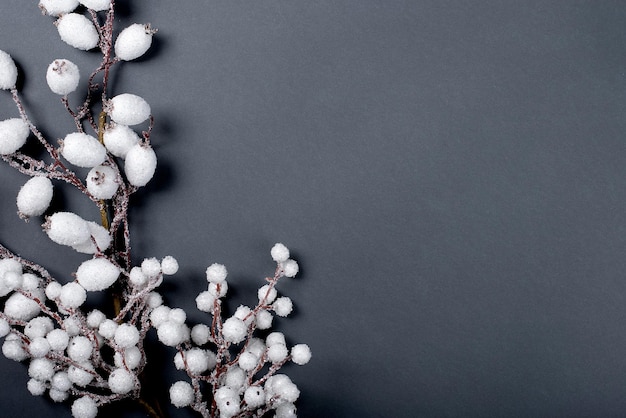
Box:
164, 243, 310, 417
0, 2, 310, 418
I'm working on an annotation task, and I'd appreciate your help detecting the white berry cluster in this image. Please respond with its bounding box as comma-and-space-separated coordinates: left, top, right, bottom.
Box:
0, 1, 309, 418
163, 243, 310, 418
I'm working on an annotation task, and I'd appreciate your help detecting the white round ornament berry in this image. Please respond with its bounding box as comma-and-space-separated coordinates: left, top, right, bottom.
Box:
206, 263, 227, 284
0, 50, 17, 89
39, 0, 79, 16
103, 123, 140, 158
124, 143, 157, 187
169, 381, 194, 408
161, 256, 179, 275
108, 368, 135, 394
79, 0, 110, 11
67, 336, 92, 362
86, 165, 119, 199
17, 176, 53, 217
71, 396, 98, 418
271, 243, 290, 262
46, 59, 80, 95
107, 93, 151, 126
4, 292, 42, 320
76, 257, 121, 291
222, 317, 247, 344
0, 118, 29, 155
56, 13, 99, 51
60, 132, 106, 168
115, 23, 156, 61
44, 212, 90, 246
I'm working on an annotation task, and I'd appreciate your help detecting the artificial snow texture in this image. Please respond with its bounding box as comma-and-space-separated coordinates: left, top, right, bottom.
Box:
0, 118, 29, 155
108, 368, 135, 394
169, 381, 193, 408
71, 396, 98, 418
115, 23, 155, 61
60, 132, 107, 168
56, 13, 99, 51
71, 221, 112, 254
17, 176, 53, 217
0, 50, 18, 89
46, 59, 80, 95
60, 282, 87, 308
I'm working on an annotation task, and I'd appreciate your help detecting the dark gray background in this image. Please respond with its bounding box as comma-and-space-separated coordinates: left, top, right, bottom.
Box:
1, 1, 626, 417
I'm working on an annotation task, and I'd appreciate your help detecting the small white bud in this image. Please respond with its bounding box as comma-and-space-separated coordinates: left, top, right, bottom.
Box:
46, 329, 69, 351
56, 13, 99, 51
206, 263, 227, 283
114, 324, 140, 348
124, 143, 157, 187
67, 336, 92, 362
0, 118, 29, 155
222, 317, 247, 344
107, 93, 151, 126
46, 59, 80, 95
68, 362, 95, 386
272, 296, 293, 317
141, 257, 161, 278
244, 386, 265, 409
115, 23, 156, 61
0, 50, 18, 90
16, 176, 53, 218
291, 343, 312, 365
281, 259, 299, 278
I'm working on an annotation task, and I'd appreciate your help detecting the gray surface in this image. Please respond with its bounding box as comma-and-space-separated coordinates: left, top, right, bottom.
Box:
1, 1, 626, 417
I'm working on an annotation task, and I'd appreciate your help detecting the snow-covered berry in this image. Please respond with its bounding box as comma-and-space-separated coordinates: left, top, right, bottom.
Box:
169, 381, 194, 408
4, 292, 42, 320
275, 403, 298, 418
28, 358, 55, 381
46, 59, 80, 95
98, 319, 118, 339
115, 23, 156, 61
124, 143, 157, 187
141, 257, 161, 278
281, 259, 299, 278
215, 387, 240, 417
44, 212, 90, 246
2, 334, 28, 361
244, 386, 265, 409
157, 320, 189, 347
272, 296, 293, 317
206, 263, 227, 283
222, 317, 247, 344
291, 343, 312, 365
45, 281, 62, 300
86, 309, 105, 328
0, 50, 17, 89
67, 362, 95, 386
107, 93, 151, 126
27, 378, 46, 396
0, 118, 29, 155
60, 132, 106, 168
255, 309, 273, 330
39, 0, 79, 16
190, 324, 210, 345
51, 371, 72, 392
271, 243, 290, 263
28, 337, 50, 358
56, 13, 99, 50
86, 165, 119, 199
59, 282, 87, 309
238, 351, 259, 371
25, 317, 54, 339
266, 332, 286, 347
79, 0, 110, 11
108, 368, 135, 394
71, 396, 98, 418
268, 344, 288, 364
16, 176, 53, 218
103, 123, 140, 158
258, 283, 278, 304
76, 257, 120, 291
67, 336, 92, 362
161, 256, 179, 275
114, 324, 140, 348
195, 290, 215, 312
46, 329, 69, 351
